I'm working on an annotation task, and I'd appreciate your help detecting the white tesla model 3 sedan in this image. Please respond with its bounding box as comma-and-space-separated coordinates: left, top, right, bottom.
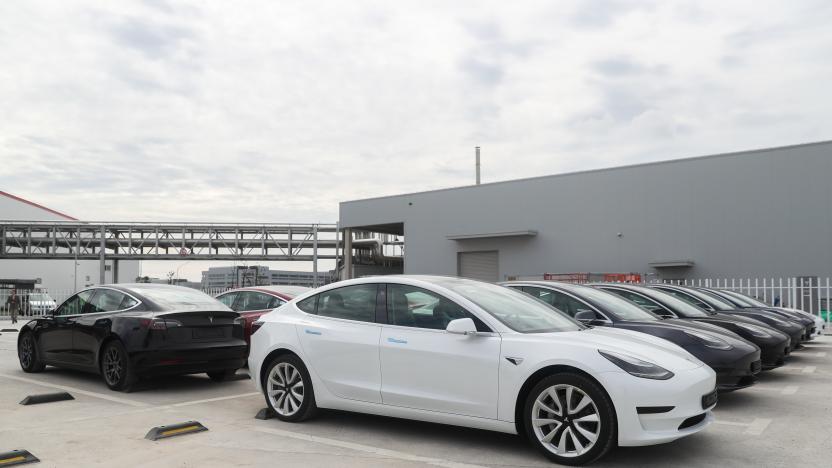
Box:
249, 276, 717, 465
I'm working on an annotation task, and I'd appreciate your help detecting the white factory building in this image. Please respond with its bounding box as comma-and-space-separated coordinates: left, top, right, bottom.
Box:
0, 191, 140, 300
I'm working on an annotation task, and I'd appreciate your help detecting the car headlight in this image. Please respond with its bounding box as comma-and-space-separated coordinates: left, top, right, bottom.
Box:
684, 330, 733, 350
735, 322, 773, 338
598, 350, 674, 380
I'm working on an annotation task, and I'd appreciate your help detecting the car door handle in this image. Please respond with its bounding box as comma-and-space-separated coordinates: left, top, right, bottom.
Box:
304, 329, 322, 335
387, 337, 407, 344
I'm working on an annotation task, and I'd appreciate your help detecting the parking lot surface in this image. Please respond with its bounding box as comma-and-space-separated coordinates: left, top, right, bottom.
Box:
1, 320, 830, 467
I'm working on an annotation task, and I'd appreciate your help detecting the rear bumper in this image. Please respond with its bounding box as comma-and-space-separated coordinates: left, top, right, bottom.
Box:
131, 341, 247, 377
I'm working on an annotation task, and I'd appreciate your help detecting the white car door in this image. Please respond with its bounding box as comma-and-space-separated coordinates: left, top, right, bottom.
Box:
296, 284, 382, 404
379, 284, 501, 419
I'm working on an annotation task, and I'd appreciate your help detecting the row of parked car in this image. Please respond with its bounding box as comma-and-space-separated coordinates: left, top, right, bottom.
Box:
16, 276, 824, 465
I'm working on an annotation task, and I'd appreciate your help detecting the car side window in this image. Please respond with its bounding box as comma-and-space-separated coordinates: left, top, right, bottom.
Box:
236, 292, 274, 311
217, 292, 238, 310
522, 287, 602, 320
387, 284, 490, 332
88, 289, 131, 313
317, 284, 378, 323
267, 296, 285, 309
55, 290, 94, 316
296, 295, 317, 314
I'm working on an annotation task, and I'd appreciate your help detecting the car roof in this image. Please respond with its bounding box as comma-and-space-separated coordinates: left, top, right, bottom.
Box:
500, 280, 590, 294
219, 285, 311, 299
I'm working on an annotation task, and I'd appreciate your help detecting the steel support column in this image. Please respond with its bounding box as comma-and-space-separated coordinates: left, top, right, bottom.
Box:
343, 228, 353, 280
313, 225, 318, 287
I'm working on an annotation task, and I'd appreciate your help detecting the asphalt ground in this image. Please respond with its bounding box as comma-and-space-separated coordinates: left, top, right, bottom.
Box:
0, 319, 830, 467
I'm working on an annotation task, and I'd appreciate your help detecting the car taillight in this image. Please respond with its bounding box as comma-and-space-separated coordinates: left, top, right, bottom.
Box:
140, 318, 183, 330
251, 320, 264, 335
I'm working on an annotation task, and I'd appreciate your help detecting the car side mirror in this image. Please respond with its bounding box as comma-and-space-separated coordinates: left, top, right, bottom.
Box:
446, 318, 477, 335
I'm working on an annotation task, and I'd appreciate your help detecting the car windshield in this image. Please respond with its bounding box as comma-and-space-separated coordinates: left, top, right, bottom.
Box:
571, 286, 660, 321
30, 293, 53, 301
711, 290, 757, 307
728, 292, 769, 307
665, 287, 735, 311
436, 279, 583, 333
131, 286, 222, 310
627, 287, 712, 318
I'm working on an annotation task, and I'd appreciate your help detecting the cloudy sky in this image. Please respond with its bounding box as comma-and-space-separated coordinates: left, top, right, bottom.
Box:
2, 1, 831, 279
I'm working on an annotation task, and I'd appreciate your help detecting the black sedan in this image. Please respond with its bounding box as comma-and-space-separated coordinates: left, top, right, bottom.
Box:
592, 283, 790, 373
503, 281, 761, 392
697, 288, 815, 341
17, 284, 247, 391
650, 284, 807, 351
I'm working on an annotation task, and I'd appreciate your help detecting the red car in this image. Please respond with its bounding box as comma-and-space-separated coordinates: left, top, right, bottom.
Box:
215, 285, 310, 348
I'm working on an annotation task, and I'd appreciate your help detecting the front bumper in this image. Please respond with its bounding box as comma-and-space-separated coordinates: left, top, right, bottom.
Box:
715, 359, 762, 392
760, 336, 791, 370
605, 365, 717, 447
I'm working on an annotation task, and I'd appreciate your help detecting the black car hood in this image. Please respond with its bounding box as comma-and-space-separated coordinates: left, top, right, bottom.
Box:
703, 312, 771, 327
747, 307, 814, 326
662, 318, 745, 339
615, 320, 756, 353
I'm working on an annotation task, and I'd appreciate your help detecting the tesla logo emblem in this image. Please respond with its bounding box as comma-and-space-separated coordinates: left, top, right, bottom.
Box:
208, 316, 213, 324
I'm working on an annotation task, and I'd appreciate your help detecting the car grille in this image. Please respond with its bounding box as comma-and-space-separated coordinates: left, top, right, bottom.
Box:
701, 388, 718, 409
751, 360, 762, 374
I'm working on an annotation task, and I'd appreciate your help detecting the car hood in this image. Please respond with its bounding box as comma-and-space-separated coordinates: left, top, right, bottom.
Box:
709, 312, 770, 327
662, 318, 745, 339
754, 307, 814, 326
621, 320, 752, 349
531, 326, 704, 371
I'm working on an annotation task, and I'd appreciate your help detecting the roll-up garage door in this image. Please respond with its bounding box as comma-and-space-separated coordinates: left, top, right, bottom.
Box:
457, 251, 499, 282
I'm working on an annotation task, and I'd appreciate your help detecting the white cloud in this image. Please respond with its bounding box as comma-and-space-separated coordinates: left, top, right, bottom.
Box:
1, 0, 831, 226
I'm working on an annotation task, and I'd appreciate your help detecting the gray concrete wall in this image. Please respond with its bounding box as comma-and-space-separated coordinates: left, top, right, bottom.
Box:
339, 141, 832, 280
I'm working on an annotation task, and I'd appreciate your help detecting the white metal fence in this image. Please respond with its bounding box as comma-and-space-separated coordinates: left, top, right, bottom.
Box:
657, 277, 831, 322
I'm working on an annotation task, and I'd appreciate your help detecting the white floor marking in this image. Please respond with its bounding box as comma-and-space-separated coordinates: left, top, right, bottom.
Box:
713, 420, 747, 427
0, 373, 148, 407
753, 385, 799, 395
781, 385, 799, 395
255, 426, 489, 468
713, 418, 773, 435
744, 418, 772, 435
780, 366, 817, 373
808, 352, 827, 357
169, 392, 259, 408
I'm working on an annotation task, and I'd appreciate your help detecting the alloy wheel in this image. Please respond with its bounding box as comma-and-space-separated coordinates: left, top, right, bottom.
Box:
103, 347, 123, 385
267, 362, 304, 416
19, 336, 33, 369
531, 384, 601, 458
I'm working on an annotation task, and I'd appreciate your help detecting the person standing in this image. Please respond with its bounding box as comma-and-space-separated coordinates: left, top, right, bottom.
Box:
6, 289, 20, 324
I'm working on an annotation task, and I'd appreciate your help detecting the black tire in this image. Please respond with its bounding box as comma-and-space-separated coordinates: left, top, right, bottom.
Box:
207, 369, 237, 382
262, 354, 317, 422
100, 340, 137, 392
522, 373, 616, 466
18, 332, 45, 373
